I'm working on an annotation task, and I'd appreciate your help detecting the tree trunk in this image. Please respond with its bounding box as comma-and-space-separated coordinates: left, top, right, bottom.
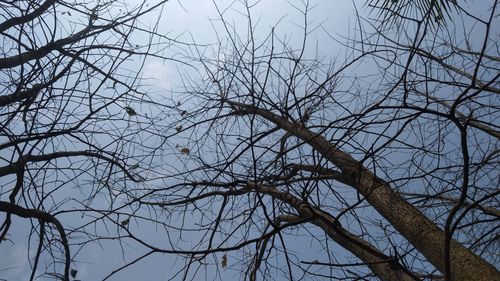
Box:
232, 100, 500, 281
246, 182, 418, 281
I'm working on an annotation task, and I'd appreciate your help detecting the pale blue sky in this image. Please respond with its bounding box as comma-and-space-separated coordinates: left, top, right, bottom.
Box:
1, 2, 357, 280
0, 1, 497, 280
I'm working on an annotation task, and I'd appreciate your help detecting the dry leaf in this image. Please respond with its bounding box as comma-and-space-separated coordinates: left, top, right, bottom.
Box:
124, 106, 137, 116
221, 254, 227, 268
70, 269, 78, 278
180, 147, 190, 155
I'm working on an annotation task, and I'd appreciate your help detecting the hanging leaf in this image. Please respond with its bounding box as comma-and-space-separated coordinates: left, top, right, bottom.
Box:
221, 254, 227, 268
180, 147, 190, 155
121, 218, 130, 226
177, 101, 181, 106
180, 110, 187, 116
70, 269, 78, 278
175, 126, 182, 132
130, 163, 140, 169
124, 106, 137, 116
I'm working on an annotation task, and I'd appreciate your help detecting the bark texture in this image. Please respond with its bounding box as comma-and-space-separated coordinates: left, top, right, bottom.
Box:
246, 182, 418, 281
231, 100, 500, 281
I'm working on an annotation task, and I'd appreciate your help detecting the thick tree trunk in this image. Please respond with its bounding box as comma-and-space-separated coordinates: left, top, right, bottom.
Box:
231, 100, 500, 281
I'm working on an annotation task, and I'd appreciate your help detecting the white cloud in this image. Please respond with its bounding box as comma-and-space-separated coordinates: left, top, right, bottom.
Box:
143, 60, 171, 89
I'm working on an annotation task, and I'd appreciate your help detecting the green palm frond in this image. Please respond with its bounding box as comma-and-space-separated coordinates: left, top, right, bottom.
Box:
367, 0, 460, 26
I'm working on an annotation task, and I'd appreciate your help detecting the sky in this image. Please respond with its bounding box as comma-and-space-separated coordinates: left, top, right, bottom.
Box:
1, 0, 498, 280
0, 1, 357, 280
141, 0, 357, 91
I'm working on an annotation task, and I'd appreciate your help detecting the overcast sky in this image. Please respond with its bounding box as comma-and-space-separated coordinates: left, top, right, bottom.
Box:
142, 0, 357, 91
1, 1, 357, 280
1, 0, 497, 280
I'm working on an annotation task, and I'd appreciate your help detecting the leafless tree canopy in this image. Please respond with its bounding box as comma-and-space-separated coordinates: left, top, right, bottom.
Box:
0, 0, 176, 280
0, 0, 499, 281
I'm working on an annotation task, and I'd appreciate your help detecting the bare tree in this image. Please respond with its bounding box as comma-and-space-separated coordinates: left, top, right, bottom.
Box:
0, 0, 178, 280
1, 0, 498, 281
134, 1, 499, 280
